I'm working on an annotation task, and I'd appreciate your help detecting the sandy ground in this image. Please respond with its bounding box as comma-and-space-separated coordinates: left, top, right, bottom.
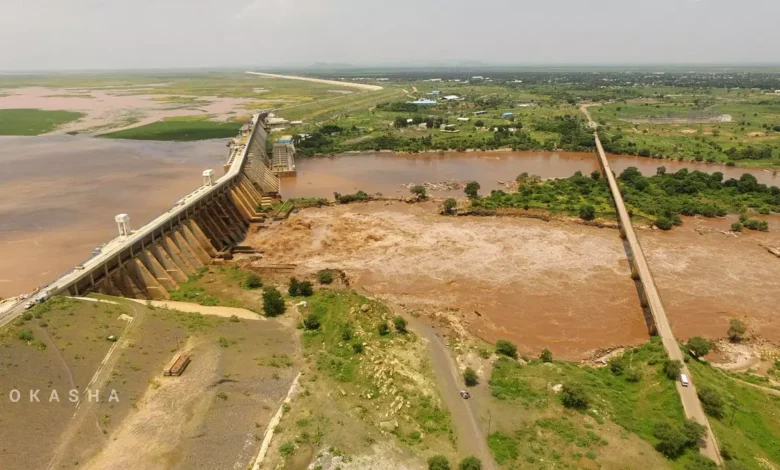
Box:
0, 136, 225, 298
245, 72, 383, 91
246, 201, 650, 360
128, 298, 264, 320
0, 87, 264, 135
246, 202, 780, 359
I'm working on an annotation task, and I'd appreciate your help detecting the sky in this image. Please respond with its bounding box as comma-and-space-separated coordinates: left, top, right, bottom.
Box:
1, 0, 779, 71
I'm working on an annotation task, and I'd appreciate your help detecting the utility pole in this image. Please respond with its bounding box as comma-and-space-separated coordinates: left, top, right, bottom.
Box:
487, 410, 492, 436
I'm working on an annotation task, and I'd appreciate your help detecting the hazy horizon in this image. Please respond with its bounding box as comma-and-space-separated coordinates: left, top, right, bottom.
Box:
1, 0, 779, 72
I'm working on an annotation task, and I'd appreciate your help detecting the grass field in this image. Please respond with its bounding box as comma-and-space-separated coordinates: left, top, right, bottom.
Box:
98, 115, 242, 141
483, 338, 711, 469
0, 108, 84, 135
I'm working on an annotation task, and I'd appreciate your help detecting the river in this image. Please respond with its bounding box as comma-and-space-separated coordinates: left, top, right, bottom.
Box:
0, 136, 227, 297
280, 150, 780, 198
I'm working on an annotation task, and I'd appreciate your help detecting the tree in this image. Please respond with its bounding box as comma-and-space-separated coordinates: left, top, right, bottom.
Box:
560, 383, 589, 409
288, 277, 300, 296
655, 216, 674, 230
459, 456, 482, 470
464, 181, 481, 199
685, 454, 718, 470
474, 120, 485, 128
427, 455, 451, 470
686, 336, 713, 357
727, 319, 746, 342
342, 324, 353, 341
495, 340, 517, 359
303, 313, 321, 330
394, 116, 408, 128
243, 273, 263, 289
352, 342, 364, 354
579, 204, 596, 221
663, 359, 683, 380
443, 198, 457, 214
590, 170, 601, 180
393, 316, 408, 333
653, 422, 687, 458
681, 419, 706, 447
298, 281, 314, 297
378, 322, 390, 336
626, 368, 643, 383
263, 287, 286, 317
540, 348, 553, 363
463, 367, 478, 386
410, 185, 427, 200
730, 222, 743, 232
317, 269, 334, 284
698, 386, 725, 419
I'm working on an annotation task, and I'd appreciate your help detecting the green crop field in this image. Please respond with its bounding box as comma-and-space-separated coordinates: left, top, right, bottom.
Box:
98, 115, 242, 141
0, 108, 84, 135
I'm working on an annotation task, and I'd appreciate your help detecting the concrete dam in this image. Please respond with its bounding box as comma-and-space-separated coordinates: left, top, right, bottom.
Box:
47, 113, 280, 300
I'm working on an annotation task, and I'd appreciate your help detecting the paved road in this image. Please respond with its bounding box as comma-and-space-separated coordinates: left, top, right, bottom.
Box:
585, 108, 722, 463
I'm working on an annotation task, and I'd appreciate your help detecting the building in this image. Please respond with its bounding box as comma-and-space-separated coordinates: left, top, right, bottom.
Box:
457, 117, 470, 122
428, 90, 441, 95
271, 136, 296, 176
290, 120, 304, 126
473, 110, 487, 116
501, 112, 514, 118
265, 113, 289, 128
443, 95, 461, 101
410, 98, 437, 105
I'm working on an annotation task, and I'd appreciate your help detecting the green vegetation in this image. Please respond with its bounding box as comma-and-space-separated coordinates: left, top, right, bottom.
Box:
463, 367, 478, 387
486, 339, 717, 467
0, 108, 84, 135
99, 115, 242, 141
727, 319, 747, 342
471, 167, 779, 228
317, 269, 335, 285
464, 181, 481, 199
377, 322, 390, 336
242, 273, 263, 289
262, 287, 286, 317
410, 185, 427, 200
334, 190, 370, 204
443, 198, 457, 214
428, 455, 451, 470
288, 277, 314, 297
540, 348, 553, 363
458, 456, 482, 470
686, 337, 714, 357
495, 340, 517, 359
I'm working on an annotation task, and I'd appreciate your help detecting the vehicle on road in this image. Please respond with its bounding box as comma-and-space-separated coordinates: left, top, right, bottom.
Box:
680, 374, 690, 387
24, 301, 35, 310
460, 390, 471, 399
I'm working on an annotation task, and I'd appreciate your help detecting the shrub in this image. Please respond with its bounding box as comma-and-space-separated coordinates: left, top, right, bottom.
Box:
463, 367, 478, 387
727, 319, 746, 342
459, 456, 482, 470
743, 219, 769, 231
560, 383, 589, 409
730, 222, 743, 232
279, 442, 295, 456
540, 348, 553, 363
609, 358, 625, 375
663, 359, 683, 380
298, 281, 314, 297
303, 314, 321, 330
495, 340, 517, 359
681, 419, 706, 446
443, 198, 457, 214
377, 322, 390, 336
16, 329, 34, 341
698, 386, 725, 419
352, 342, 364, 354
428, 455, 451, 470
317, 269, 334, 284
217, 391, 228, 400
393, 316, 408, 333
464, 181, 481, 199
626, 368, 643, 382
243, 273, 263, 289
579, 204, 596, 221
655, 216, 674, 230
411, 185, 427, 200
262, 287, 286, 317
342, 324, 353, 341
686, 336, 713, 357
288, 277, 300, 296
685, 453, 718, 470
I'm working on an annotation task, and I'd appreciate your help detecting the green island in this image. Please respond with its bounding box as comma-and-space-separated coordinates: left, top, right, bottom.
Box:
98, 115, 244, 141
0, 108, 84, 135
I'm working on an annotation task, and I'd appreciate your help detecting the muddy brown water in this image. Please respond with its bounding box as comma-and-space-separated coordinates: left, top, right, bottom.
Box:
0, 136, 226, 297
281, 150, 779, 198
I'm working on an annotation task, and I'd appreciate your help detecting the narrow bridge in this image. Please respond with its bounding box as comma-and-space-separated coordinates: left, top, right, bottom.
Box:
18, 114, 279, 304
593, 132, 722, 464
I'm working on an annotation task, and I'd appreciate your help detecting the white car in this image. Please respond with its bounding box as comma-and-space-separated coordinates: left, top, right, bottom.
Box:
680, 374, 690, 387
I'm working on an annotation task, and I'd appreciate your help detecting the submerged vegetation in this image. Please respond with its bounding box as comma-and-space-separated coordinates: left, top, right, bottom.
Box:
99, 115, 242, 141
0, 108, 84, 135
471, 166, 779, 228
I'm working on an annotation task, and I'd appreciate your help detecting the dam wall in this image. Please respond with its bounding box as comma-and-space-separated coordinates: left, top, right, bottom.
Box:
46, 114, 279, 300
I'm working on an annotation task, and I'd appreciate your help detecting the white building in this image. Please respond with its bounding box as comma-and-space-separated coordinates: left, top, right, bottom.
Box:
443, 95, 461, 101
